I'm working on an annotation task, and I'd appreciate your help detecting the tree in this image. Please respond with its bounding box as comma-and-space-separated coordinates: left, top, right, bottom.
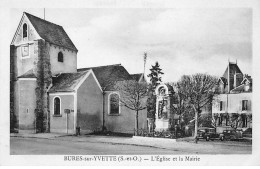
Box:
146, 62, 164, 129
115, 80, 148, 135
146, 84, 156, 119
176, 74, 218, 138
147, 61, 164, 91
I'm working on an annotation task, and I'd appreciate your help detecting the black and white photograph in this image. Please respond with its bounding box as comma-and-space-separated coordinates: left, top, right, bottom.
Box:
1, 0, 260, 166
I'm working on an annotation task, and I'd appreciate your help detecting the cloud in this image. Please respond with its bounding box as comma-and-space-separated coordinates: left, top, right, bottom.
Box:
63, 8, 252, 82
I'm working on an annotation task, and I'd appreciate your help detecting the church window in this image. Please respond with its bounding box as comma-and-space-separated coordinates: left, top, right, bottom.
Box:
54, 97, 61, 116
58, 52, 63, 62
23, 23, 28, 39
109, 93, 119, 115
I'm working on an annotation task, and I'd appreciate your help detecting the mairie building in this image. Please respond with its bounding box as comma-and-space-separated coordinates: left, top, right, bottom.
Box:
212, 61, 252, 133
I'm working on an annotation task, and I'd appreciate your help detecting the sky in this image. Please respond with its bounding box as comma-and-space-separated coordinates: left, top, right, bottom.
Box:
10, 8, 252, 82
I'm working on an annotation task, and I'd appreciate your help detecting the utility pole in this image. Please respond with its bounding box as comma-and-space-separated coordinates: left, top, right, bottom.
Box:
44, 8, 45, 20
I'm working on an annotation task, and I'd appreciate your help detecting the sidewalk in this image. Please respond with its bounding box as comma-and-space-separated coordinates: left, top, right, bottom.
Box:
10, 132, 69, 139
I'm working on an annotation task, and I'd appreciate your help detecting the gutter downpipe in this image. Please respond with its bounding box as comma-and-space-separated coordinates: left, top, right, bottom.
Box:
74, 91, 77, 134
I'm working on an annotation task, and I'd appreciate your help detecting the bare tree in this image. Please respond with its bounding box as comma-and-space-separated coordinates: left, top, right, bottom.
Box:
176, 74, 218, 138
115, 80, 148, 135
169, 82, 191, 129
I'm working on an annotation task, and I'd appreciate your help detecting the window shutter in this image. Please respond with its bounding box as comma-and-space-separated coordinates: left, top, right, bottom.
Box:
248, 100, 251, 111
223, 101, 225, 112
238, 100, 242, 112
216, 101, 218, 111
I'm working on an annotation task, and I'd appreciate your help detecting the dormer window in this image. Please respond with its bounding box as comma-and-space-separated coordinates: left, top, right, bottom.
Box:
58, 52, 63, 62
23, 23, 28, 39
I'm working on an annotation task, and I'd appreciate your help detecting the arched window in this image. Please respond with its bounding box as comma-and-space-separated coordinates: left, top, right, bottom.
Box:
58, 52, 63, 62
23, 23, 27, 39
54, 97, 61, 115
109, 93, 119, 115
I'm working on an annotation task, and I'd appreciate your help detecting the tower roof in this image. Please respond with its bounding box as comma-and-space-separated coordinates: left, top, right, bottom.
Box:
222, 62, 243, 80
24, 12, 78, 52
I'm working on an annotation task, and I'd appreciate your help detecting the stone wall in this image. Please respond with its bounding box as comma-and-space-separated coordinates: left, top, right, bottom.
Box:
10, 45, 18, 130
34, 40, 52, 133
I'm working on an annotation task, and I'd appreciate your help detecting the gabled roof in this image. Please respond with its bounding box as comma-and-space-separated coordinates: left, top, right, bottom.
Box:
222, 62, 243, 80
222, 62, 243, 91
17, 69, 36, 78
78, 64, 133, 91
219, 77, 227, 85
24, 12, 77, 52
241, 75, 252, 84
49, 71, 89, 93
130, 73, 143, 82
230, 84, 246, 93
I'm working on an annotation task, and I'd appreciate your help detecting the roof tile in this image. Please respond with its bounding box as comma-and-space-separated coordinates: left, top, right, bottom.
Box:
78, 64, 134, 91
49, 71, 89, 93
25, 12, 77, 52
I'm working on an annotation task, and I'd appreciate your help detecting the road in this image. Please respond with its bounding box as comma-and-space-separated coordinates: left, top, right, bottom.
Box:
10, 137, 178, 155
10, 137, 252, 155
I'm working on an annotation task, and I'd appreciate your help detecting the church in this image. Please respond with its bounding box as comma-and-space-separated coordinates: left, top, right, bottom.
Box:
10, 12, 147, 134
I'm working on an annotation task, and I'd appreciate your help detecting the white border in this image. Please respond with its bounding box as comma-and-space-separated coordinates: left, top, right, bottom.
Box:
1, 0, 260, 166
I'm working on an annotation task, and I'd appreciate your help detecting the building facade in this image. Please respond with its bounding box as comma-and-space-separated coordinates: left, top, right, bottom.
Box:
212, 62, 252, 133
10, 12, 147, 134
